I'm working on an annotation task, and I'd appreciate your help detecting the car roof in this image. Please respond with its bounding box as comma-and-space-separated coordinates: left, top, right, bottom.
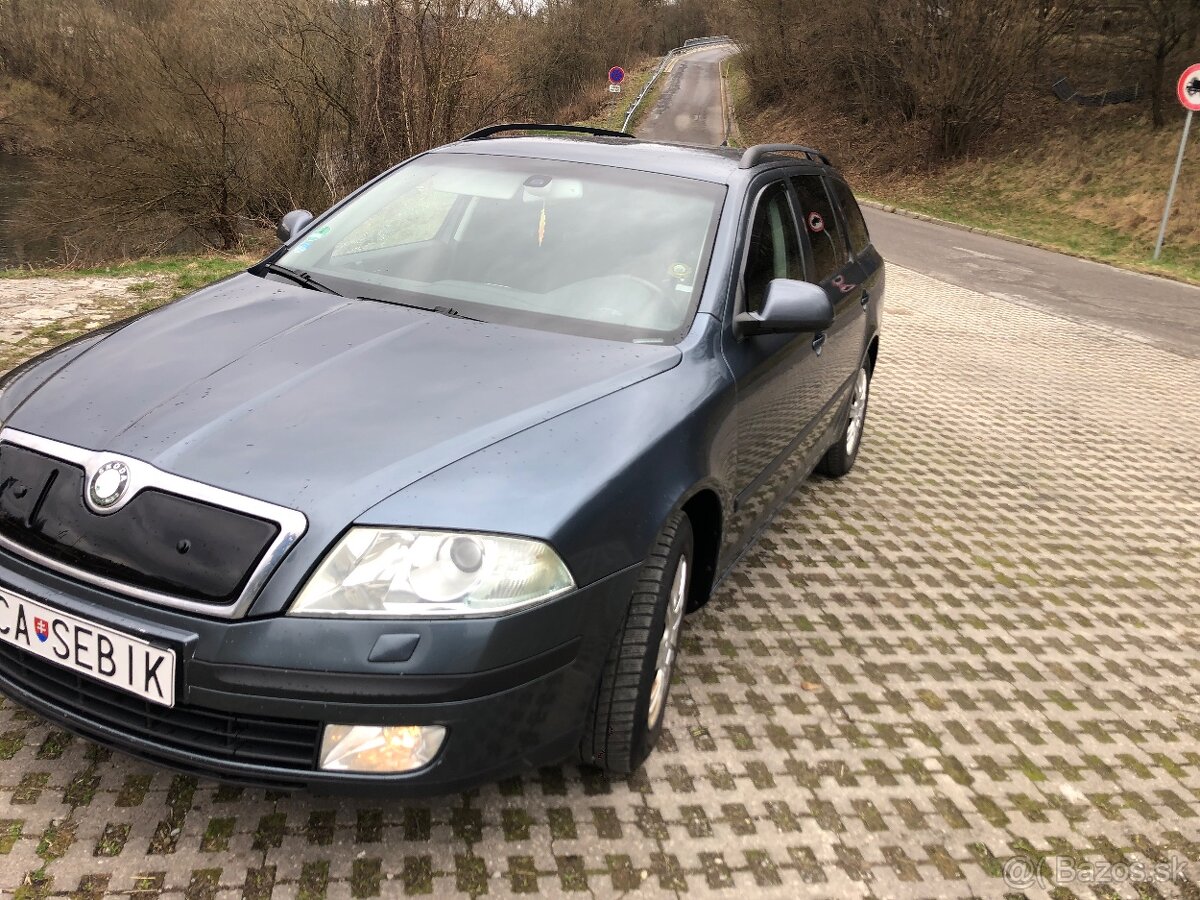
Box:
433, 135, 833, 186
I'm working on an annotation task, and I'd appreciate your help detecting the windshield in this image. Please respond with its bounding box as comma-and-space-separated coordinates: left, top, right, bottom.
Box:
273, 153, 725, 343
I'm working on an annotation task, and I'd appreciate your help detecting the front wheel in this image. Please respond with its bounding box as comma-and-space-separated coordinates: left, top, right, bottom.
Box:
579, 513, 692, 774
817, 363, 871, 478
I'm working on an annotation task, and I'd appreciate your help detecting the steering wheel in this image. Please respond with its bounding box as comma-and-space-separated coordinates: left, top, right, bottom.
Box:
589, 274, 668, 323
619, 274, 667, 300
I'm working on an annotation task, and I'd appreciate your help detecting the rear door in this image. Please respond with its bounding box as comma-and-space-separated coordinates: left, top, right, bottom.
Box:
790, 173, 865, 404
828, 175, 884, 350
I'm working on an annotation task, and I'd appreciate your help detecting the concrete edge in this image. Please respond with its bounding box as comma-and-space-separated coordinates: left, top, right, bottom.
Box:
859, 202, 1200, 290
718, 57, 739, 147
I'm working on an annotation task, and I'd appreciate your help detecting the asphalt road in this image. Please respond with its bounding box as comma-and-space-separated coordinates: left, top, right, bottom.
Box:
637, 48, 1200, 358
635, 45, 733, 145
863, 208, 1200, 359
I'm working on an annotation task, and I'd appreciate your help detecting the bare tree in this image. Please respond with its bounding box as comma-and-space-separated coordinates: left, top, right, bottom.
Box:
364, 0, 509, 168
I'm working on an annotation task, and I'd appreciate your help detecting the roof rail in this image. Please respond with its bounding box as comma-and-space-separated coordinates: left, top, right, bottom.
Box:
739, 143, 831, 168
461, 123, 633, 142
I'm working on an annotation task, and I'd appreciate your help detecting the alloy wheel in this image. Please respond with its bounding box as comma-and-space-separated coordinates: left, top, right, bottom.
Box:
647, 555, 688, 729
845, 367, 869, 455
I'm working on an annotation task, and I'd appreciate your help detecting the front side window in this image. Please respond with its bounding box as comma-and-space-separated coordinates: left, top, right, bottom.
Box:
743, 181, 803, 314
791, 174, 848, 283
274, 154, 725, 343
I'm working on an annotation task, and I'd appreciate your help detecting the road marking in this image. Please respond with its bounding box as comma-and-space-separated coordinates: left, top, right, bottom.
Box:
953, 246, 1005, 260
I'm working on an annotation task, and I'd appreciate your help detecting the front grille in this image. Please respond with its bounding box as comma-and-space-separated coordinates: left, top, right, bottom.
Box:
0, 443, 279, 606
0, 643, 320, 770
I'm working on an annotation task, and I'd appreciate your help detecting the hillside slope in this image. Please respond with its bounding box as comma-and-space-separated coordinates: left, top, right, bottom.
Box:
725, 57, 1200, 284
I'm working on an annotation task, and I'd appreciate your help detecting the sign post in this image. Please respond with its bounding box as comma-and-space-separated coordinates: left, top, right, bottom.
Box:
608, 66, 625, 94
1153, 63, 1200, 260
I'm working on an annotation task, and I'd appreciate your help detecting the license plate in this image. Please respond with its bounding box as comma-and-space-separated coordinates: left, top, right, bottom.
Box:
0, 589, 176, 707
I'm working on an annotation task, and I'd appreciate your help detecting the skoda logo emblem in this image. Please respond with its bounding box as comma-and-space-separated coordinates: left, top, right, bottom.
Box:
89, 460, 131, 509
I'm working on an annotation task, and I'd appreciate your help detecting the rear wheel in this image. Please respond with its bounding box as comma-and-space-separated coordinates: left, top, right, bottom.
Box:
579, 513, 692, 774
817, 362, 871, 478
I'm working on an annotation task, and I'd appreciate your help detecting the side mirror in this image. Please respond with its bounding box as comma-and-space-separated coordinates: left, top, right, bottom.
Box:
277, 209, 314, 243
734, 279, 834, 337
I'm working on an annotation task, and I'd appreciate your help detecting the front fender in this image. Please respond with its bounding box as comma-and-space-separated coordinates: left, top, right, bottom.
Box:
357, 326, 737, 589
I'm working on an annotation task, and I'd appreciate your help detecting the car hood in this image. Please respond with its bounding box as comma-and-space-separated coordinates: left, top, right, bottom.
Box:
4, 274, 680, 521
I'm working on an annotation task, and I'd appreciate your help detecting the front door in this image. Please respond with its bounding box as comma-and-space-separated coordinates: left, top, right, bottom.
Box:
721, 178, 828, 548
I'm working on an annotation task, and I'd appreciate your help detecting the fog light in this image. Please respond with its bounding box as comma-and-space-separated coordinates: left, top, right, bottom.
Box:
319, 724, 446, 773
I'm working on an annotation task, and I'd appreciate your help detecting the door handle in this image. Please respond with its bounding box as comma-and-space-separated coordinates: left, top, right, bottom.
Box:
860, 290, 870, 309
812, 332, 827, 355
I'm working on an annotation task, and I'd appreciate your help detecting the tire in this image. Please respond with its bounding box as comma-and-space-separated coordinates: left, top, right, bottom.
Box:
817, 362, 871, 478
579, 513, 693, 775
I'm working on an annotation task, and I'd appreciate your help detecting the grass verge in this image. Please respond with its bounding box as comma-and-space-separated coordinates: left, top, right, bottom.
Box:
858, 185, 1200, 284
0, 253, 255, 293
721, 55, 749, 149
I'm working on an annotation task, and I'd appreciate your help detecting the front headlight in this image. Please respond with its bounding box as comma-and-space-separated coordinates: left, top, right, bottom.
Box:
289, 528, 575, 617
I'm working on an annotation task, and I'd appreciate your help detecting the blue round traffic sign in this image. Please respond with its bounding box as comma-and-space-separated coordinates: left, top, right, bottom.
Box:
608, 66, 625, 85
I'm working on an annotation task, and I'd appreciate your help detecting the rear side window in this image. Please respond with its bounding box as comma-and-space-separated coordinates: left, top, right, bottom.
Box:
791, 175, 848, 283
743, 182, 803, 314
830, 178, 871, 254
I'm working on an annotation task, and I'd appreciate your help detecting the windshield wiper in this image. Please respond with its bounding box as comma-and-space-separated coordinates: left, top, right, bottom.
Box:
432, 305, 484, 323
262, 263, 342, 296
357, 296, 484, 323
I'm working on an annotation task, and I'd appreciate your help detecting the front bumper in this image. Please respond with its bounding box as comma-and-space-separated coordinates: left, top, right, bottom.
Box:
0, 546, 636, 794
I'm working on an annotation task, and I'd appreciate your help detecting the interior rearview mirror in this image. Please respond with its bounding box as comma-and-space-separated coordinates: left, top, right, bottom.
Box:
277, 209, 314, 243
734, 279, 834, 337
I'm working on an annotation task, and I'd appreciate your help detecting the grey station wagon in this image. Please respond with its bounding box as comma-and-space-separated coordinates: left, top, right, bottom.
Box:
0, 124, 884, 792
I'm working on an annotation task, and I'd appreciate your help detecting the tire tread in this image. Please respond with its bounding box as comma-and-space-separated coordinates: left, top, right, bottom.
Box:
579, 514, 686, 774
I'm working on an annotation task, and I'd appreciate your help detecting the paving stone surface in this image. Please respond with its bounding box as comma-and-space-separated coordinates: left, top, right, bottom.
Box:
1, 264, 1199, 898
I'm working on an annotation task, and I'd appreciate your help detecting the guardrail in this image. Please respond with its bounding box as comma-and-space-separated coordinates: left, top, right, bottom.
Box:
620, 37, 735, 133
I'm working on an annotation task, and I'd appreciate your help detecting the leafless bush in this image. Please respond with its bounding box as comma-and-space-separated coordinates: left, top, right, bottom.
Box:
4, 0, 331, 255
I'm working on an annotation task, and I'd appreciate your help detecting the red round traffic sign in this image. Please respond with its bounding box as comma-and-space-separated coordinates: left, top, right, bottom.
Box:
608, 66, 625, 85
1178, 63, 1200, 112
